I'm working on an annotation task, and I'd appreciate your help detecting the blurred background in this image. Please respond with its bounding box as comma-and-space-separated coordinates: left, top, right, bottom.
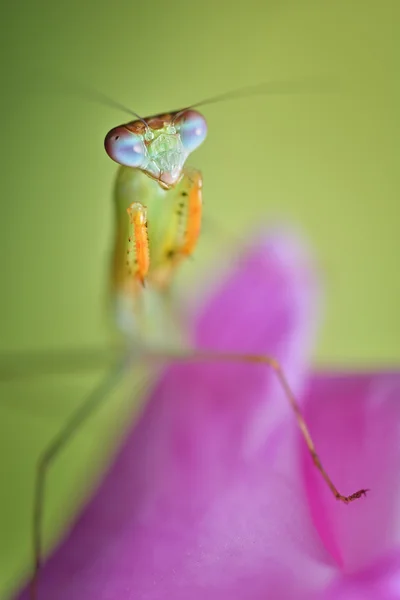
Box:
0, 0, 398, 597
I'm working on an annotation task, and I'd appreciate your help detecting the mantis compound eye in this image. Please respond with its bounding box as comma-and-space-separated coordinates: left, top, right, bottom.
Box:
177, 110, 208, 153
104, 126, 147, 168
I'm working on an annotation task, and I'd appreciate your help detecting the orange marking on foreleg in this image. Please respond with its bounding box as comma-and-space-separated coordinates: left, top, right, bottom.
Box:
126, 202, 150, 286
181, 175, 202, 257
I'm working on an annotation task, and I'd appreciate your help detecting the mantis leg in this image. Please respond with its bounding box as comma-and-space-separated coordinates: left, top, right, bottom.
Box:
144, 347, 369, 504
29, 360, 127, 600
0, 345, 124, 382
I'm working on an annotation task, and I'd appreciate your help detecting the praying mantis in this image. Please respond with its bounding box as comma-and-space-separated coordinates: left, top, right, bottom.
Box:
2, 79, 369, 600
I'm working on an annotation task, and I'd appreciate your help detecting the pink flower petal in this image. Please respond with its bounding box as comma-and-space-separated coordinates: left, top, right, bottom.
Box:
318, 546, 400, 600
17, 231, 322, 600
301, 372, 400, 572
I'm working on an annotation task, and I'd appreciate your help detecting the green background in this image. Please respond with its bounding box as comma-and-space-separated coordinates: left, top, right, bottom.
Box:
0, 0, 398, 597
